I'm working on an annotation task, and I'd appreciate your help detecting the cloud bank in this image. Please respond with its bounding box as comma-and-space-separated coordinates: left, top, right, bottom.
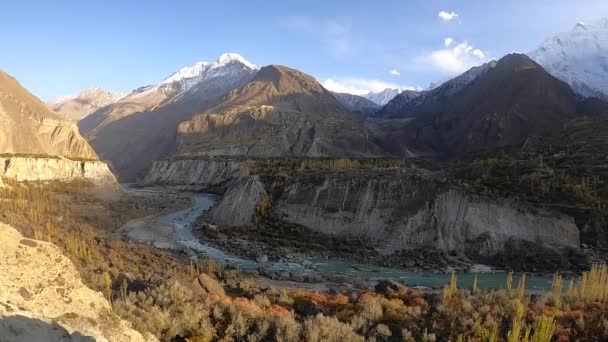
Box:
415, 39, 489, 76
438, 11, 459, 22
322, 77, 416, 95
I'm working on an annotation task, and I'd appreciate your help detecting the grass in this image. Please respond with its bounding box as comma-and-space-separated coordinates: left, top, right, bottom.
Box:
0, 152, 98, 162
249, 157, 414, 175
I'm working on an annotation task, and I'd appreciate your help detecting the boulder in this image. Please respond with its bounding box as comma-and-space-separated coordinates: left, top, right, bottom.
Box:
195, 274, 226, 297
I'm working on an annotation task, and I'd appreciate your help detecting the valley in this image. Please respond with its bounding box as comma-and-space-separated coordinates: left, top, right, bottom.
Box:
2, 10, 608, 341
119, 183, 559, 292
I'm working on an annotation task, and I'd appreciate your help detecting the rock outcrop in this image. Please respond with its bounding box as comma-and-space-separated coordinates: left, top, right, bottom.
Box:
209, 175, 267, 226
0, 222, 153, 341
142, 158, 243, 191
0, 156, 117, 184
0, 156, 121, 199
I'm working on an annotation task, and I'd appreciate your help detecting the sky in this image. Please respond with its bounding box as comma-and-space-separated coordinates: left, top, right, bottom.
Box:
1, 0, 607, 100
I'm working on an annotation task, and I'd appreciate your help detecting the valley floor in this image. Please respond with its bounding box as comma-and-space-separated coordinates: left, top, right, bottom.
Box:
2, 180, 608, 341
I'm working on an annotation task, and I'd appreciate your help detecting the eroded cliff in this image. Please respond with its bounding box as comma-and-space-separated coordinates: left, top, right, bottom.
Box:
0, 156, 117, 184
142, 158, 244, 191
211, 170, 580, 259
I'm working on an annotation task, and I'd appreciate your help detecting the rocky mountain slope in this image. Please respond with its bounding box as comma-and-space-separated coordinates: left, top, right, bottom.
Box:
379, 54, 581, 158
529, 18, 608, 99
376, 61, 495, 119
78, 53, 257, 181
0, 222, 151, 342
0, 69, 98, 160
48, 87, 125, 121
176, 65, 384, 158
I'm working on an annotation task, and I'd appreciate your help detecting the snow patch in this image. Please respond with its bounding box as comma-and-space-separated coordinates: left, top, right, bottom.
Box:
159, 53, 258, 93
529, 17, 608, 98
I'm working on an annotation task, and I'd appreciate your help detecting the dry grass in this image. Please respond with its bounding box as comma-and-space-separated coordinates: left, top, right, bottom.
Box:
3, 180, 608, 341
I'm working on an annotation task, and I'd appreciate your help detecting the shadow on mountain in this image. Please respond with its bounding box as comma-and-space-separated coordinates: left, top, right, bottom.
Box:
0, 315, 96, 341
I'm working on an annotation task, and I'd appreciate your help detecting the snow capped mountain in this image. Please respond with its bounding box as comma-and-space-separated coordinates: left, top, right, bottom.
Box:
363, 88, 402, 105
331, 91, 380, 114
48, 87, 126, 120
529, 18, 608, 99
158, 53, 258, 94
78, 52, 259, 180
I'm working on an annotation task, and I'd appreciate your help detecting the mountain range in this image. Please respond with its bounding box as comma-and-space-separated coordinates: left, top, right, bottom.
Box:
78, 53, 258, 180
2, 19, 606, 181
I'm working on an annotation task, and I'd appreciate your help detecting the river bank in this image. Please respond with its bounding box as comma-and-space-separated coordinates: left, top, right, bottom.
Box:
117, 185, 564, 292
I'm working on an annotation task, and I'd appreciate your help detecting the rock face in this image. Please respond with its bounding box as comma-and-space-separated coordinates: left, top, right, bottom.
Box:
210, 175, 267, 226
176, 65, 384, 158
213, 171, 580, 257
0, 69, 98, 160
0, 222, 152, 342
142, 158, 244, 191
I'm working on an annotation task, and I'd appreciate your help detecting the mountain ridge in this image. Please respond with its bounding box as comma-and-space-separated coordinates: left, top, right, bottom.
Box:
48, 87, 125, 121
0, 69, 98, 160
176, 64, 384, 158
78, 53, 258, 180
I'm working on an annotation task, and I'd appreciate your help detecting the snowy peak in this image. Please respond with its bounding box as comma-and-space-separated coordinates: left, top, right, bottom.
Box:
529, 17, 608, 99
363, 88, 402, 105
159, 53, 258, 93
216, 53, 257, 69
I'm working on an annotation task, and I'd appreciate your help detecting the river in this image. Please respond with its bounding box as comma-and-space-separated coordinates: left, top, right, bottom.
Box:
121, 186, 558, 291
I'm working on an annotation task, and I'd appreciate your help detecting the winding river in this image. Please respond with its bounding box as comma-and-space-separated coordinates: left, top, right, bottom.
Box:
122, 186, 557, 291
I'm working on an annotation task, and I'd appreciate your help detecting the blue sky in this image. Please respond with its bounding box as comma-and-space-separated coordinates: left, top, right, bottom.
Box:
1, 0, 607, 100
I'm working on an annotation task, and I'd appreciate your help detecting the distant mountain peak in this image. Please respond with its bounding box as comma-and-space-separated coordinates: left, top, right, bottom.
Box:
529, 18, 608, 99
159, 53, 258, 93
216, 52, 257, 69
47, 87, 126, 120
363, 88, 402, 105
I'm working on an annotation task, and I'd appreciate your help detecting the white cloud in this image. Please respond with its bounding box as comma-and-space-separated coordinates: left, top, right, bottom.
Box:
322, 77, 416, 95
389, 69, 401, 77
438, 11, 459, 21
444, 37, 454, 47
415, 39, 489, 75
